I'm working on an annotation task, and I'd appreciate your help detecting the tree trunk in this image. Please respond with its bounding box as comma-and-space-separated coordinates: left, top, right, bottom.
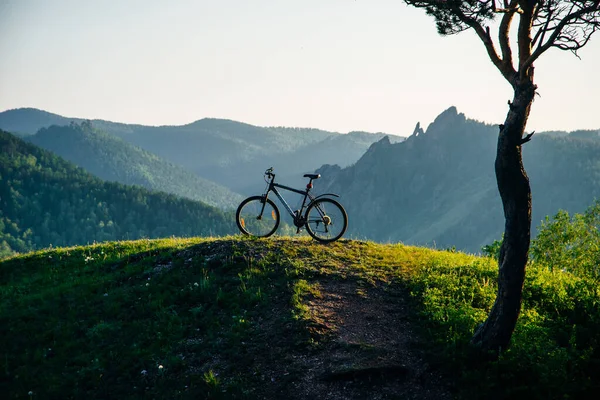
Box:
471, 80, 536, 356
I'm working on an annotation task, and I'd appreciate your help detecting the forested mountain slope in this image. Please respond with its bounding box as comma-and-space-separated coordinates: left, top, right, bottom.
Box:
0, 108, 404, 192
0, 130, 235, 258
318, 107, 600, 252
0, 109, 336, 169
0, 108, 72, 136
213, 131, 405, 193
27, 122, 244, 209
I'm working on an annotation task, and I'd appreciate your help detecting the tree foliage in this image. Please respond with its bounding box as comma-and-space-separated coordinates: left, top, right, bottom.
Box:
531, 201, 600, 280
28, 122, 244, 209
405, 1, 600, 83
0, 130, 235, 258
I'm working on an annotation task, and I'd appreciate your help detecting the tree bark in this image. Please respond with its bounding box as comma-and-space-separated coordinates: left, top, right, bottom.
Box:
470, 79, 536, 356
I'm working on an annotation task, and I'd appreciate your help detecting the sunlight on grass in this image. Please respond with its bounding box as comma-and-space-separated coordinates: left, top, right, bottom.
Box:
2, 236, 599, 399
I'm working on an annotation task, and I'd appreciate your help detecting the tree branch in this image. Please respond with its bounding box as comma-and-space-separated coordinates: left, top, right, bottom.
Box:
516, 1, 535, 80
520, 131, 535, 145
524, 1, 600, 71
452, 6, 516, 83
498, 1, 519, 79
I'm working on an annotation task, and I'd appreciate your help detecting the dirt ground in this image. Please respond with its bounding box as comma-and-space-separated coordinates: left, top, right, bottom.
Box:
253, 280, 454, 400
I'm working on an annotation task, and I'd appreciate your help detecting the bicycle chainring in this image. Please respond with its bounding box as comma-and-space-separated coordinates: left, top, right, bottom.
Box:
293, 216, 306, 228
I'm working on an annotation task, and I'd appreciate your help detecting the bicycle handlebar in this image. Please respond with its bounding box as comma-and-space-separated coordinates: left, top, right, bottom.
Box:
265, 167, 274, 177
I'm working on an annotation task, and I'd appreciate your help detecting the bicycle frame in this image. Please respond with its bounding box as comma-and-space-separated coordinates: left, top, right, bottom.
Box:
263, 179, 313, 220
260, 175, 339, 226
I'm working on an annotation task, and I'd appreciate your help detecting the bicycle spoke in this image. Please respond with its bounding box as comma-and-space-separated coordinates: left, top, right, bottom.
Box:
305, 198, 347, 243
236, 196, 279, 238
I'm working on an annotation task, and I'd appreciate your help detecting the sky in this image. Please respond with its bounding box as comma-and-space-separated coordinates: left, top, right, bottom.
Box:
1, 0, 598, 136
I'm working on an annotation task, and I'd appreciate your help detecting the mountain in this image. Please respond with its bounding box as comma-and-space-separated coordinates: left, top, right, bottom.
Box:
0, 108, 75, 136
0, 130, 235, 258
539, 129, 600, 140
0, 108, 405, 193
26, 122, 244, 209
317, 107, 600, 252
215, 130, 405, 193
0, 107, 146, 136
103, 118, 336, 173
0, 108, 337, 168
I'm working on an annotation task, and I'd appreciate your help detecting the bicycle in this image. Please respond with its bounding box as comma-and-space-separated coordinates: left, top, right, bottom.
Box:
236, 167, 348, 243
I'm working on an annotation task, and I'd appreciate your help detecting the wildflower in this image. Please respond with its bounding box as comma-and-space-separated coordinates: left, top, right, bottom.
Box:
194, 282, 199, 287
146, 283, 150, 287
103, 293, 108, 297
28, 391, 33, 396
140, 370, 148, 375
158, 365, 164, 370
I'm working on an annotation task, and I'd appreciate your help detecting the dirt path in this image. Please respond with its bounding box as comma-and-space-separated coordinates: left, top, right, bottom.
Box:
284, 280, 454, 400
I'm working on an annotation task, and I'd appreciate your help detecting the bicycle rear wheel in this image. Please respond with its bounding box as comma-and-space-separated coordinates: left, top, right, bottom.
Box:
305, 198, 347, 243
236, 196, 280, 238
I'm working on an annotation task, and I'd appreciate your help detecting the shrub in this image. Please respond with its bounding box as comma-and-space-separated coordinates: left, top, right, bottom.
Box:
531, 201, 600, 280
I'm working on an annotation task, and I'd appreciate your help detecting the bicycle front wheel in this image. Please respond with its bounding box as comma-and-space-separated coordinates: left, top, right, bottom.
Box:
305, 198, 347, 243
236, 196, 280, 238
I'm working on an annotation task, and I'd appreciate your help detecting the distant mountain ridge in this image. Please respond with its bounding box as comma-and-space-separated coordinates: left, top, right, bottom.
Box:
26, 122, 244, 209
0, 108, 405, 193
1, 107, 599, 252
317, 107, 600, 252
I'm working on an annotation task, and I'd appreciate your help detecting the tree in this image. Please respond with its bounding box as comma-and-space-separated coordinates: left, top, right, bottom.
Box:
403, 0, 600, 355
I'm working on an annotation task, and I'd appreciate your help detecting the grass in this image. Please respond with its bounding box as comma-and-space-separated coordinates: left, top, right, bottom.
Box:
2, 236, 599, 399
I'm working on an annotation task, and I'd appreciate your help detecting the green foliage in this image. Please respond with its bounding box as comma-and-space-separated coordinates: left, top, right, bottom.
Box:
405, 0, 495, 36
28, 123, 244, 209
408, 255, 600, 399
0, 130, 235, 258
2, 237, 600, 398
531, 201, 600, 280
481, 235, 503, 259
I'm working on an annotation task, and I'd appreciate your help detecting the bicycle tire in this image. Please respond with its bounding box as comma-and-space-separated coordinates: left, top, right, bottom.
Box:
236, 196, 280, 238
304, 198, 347, 243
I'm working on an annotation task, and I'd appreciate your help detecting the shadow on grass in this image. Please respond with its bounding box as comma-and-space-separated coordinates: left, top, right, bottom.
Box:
1, 238, 318, 399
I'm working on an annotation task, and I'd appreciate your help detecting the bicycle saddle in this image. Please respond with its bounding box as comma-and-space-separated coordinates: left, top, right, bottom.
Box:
303, 174, 321, 179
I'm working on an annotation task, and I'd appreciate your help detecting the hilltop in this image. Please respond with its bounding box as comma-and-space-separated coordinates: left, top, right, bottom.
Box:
2, 237, 599, 399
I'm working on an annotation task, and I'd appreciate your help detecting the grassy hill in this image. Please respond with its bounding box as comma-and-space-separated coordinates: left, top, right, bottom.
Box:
27, 123, 244, 209
2, 236, 599, 399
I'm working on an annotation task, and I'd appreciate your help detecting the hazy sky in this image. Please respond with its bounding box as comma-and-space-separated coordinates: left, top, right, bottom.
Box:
1, 0, 598, 135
